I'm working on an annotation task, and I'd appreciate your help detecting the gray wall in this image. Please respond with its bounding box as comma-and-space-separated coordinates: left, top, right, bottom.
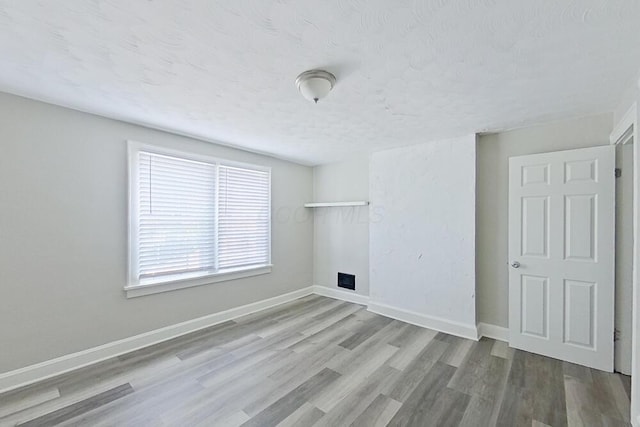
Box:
476, 113, 613, 327
0, 92, 313, 373
313, 157, 370, 297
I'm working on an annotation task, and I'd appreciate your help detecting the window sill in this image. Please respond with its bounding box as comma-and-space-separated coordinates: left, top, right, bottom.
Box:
124, 265, 273, 298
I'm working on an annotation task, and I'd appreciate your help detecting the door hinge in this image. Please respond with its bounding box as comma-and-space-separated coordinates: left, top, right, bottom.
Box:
615, 168, 622, 178
614, 328, 621, 341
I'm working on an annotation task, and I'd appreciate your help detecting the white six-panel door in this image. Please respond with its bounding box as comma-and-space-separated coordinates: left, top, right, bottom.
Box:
508, 145, 615, 371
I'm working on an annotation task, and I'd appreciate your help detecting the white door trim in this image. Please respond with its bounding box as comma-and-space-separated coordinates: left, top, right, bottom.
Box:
611, 101, 639, 426
611, 102, 637, 146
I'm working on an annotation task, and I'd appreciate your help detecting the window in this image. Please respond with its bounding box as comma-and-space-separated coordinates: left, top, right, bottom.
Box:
127, 141, 271, 297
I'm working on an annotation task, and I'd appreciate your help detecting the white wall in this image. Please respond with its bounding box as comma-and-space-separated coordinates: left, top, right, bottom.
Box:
313, 157, 370, 297
476, 114, 613, 328
0, 92, 313, 374
369, 135, 477, 336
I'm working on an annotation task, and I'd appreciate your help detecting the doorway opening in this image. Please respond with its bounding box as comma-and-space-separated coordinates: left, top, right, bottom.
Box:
615, 142, 634, 375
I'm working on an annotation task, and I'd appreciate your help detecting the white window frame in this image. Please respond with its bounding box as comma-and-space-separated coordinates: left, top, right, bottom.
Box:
125, 140, 272, 298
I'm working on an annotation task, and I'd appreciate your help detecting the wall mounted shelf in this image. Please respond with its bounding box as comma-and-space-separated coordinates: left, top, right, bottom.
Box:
304, 201, 369, 208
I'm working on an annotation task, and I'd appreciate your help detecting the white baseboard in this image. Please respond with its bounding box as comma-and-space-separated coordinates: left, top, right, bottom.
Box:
0, 285, 510, 395
312, 285, 370, 305
0, 286, 313, 394
477, 322, 509, 342
367, 301, 479, 341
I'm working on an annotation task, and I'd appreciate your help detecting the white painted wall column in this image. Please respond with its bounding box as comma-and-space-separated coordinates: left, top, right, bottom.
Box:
369, 135, 477, 339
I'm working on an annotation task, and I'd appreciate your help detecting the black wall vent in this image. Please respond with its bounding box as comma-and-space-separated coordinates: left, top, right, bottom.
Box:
338, 272, 356, 290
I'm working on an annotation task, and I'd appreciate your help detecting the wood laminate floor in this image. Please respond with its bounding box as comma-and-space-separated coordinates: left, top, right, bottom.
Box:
0, 295, 632, 427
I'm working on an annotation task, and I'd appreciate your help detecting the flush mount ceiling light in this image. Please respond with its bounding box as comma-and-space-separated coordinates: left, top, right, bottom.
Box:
295, 69, 336, 103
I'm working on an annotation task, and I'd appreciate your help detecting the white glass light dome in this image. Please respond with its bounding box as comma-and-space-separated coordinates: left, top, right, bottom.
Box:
295, 70, 336, 103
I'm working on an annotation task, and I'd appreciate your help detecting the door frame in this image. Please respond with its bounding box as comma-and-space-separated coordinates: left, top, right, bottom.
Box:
610, 101, 638, 426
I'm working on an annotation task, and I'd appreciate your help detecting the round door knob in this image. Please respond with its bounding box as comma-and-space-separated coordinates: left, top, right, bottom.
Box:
511, 261, 521, 268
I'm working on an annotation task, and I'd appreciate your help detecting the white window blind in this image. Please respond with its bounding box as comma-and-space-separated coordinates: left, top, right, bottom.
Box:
138, 152, 217, 280
218, 165, 271, 269
129, 143, 271, 289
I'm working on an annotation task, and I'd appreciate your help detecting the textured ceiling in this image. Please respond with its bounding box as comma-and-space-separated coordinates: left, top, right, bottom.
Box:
0, 1, 639, 165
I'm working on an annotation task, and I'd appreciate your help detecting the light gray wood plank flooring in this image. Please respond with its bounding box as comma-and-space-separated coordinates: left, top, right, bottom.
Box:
0, 295, 631, 426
